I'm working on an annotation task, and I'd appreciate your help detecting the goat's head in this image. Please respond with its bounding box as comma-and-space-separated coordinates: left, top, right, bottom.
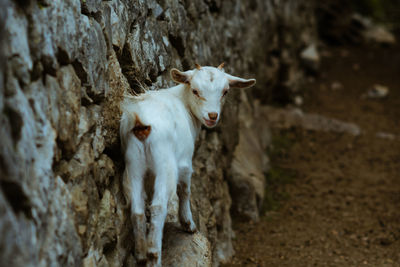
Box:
170, 63, 256, 128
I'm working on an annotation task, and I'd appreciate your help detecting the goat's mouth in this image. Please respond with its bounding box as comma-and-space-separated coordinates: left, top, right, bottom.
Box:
203, 118, 217, 128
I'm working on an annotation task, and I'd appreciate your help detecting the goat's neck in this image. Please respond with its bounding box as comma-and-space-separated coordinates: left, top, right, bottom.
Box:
170, 84, 202, 139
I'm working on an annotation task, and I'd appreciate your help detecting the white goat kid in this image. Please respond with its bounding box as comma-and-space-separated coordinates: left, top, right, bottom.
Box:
120, 63, 256, 266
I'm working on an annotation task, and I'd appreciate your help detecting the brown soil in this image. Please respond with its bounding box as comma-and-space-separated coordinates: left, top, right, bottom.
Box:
224, 45, 400, 267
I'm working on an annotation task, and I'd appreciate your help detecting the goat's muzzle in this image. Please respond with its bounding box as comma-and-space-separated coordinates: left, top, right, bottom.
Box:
208, 112, 218, 121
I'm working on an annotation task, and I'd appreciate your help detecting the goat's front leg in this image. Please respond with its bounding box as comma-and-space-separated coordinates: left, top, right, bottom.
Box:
147, 160, 178, 267
123, 146, 147, 263
177, 166, 197, 233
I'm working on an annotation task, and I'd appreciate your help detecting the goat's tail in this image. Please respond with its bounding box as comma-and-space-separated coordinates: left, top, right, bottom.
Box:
132, 114, 151, 141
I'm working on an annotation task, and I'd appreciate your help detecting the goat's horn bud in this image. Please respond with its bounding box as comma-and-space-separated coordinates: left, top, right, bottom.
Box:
195, 63, 201, 70
217, 62, 225, 70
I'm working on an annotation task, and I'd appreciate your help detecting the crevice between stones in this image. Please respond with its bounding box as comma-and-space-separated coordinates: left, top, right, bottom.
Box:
0, 180, 32, 219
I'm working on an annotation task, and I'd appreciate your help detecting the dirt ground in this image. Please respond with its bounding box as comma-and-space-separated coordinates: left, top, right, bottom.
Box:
224, 44, 400, 267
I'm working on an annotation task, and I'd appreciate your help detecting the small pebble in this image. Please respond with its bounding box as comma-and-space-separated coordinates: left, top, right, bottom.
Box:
362, 84, 389, 99
294, 95, 303, 106
331, 81, 343, 90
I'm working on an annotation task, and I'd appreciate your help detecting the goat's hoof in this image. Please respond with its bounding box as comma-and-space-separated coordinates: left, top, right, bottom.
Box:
134, 240, 147, 263
146, 248, 160, 261
146, 249, 161, 267
136, 257, 147, 265
135, 252, 147, 264
145, 258, 161, 267
181, 220, 197, 233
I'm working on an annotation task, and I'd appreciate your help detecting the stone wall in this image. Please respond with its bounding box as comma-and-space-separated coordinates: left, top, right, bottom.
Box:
0, 0, 316, 266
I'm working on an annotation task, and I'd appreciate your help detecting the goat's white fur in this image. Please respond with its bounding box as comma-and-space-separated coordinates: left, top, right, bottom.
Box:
120, 65, 255, 266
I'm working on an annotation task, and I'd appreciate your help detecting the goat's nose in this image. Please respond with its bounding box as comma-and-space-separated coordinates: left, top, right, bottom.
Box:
208, 112, 218, 121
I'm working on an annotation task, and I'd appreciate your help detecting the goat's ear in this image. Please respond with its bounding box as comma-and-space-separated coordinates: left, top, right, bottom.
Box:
170, 68, 191, 84
226, 74, 256, 89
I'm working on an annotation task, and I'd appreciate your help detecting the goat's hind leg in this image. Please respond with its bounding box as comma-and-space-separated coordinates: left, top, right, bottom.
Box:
123, 143, 147, 263
146, 154, 178, 267
177, 165, 197, 233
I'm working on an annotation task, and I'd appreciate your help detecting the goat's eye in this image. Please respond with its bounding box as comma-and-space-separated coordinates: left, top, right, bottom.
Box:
222, 90, 228, 97
192, 89, 200, 97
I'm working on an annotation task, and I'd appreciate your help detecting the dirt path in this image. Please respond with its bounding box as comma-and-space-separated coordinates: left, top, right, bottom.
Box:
224, 45, 400, 267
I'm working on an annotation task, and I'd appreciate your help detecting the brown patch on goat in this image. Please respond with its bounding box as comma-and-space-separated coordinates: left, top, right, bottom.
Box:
132, 114, 151, 141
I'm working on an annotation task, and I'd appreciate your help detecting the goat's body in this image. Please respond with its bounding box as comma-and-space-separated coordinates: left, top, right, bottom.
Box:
120, 65, 255, 266
121, 85, 199, 162
120, 85, 199, 266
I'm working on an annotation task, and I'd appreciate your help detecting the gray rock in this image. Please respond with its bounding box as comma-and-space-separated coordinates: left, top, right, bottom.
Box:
81, 0, 102, 15
3, 2, 32, 85
376, 132, 396, 140
352, 14, 396, 45
331, 81, 344, 91
365, 25, 396, 45
162, 224, 211, 267
78, 17, 109, 98
0, 0, 317, 266
263, 106, 361, 136
107, 0, 137, 50
362, 84, 389, 99
55, 66, 82, 156
300, 43, 320, 72
230, 92, 271, 221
